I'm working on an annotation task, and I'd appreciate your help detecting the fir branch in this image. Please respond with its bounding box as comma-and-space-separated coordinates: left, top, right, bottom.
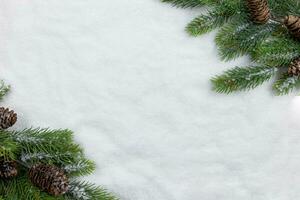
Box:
0, 176, 64, 200
269, 0, 300, 17
273, 74, 300, 95
215, 20, 279, 60
0, 134, 17, 160
161, 0, 214, 8
20, 151, 73, 163
19, 143, 83, 166
5, 128, 85, 165
252, 36, 300, 66
9, 128, 73, 145
186, 3, 240, 36
66, 180, 119, 200
0, 81, 10, 101
64, 159, 96, 177
212, 66, 277, 93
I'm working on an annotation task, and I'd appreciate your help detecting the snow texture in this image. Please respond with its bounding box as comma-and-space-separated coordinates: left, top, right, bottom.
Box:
1, 1, 300, 200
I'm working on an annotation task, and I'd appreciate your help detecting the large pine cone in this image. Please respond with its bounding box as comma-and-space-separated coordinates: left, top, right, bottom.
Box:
288, 57, 300, 76
0, 158, 18, 179
284, 15, 300, 40
0, 107, 17, 129
246, 0, 270, 24
29, 164, 69, 196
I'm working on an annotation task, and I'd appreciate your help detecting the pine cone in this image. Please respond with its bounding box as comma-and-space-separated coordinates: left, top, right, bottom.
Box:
288, 57, 300, 76
0, 158, 18, 179
29, 164, 69, 196
0, 107, 17, 129
284, 15, 300, 39
246, 0, 270, 24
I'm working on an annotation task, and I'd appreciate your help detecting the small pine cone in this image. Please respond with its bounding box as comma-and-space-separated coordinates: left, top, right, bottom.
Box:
284, 15, 300, 39
0, 159, 18, 179
29, 164, 69, 196
246, 0, 270, 24
0, 107, 17, 129
288, 57, 300, 76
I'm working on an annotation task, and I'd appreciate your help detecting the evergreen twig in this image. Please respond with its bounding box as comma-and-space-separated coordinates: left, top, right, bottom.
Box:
273, 74, 300, 95
212, 66, 277, 93
0, 127, 118, 199
162, 0, 300, 94
251, 36, 300, 66
66, 180, 119, 200
215, 20, 278, 60
186, 2, 240, 36
0, 81, 10, 101
161, 0, 214, 8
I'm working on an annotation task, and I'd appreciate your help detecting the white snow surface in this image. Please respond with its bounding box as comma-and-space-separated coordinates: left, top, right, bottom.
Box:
1, 1, 300, 199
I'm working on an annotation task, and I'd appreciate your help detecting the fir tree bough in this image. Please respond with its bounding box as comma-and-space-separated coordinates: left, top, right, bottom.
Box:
0, 81, 119, 200
162, 0, 300, 95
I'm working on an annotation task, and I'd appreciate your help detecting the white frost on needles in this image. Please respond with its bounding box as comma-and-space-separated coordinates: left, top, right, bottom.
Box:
64, 161, 90, 173
68, 184, 89, 200
275, 76, 298, 93
244, 67, 276, 81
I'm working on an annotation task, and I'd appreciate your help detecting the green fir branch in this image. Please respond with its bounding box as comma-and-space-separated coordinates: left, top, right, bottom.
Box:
9, 128, 73, 145
215, 20, 279, 60
161, 0, 214, 8
273, 74, 300, 95
269, 0, 300, 17
0, 176, 64, 200
19, 142, 83, 166
5, 128, 84, 165
212, 66, 277, 93
65, 180, 119, 200
0, 81, 10, 101
186, 12, 222, 36
63, 159, 96, 177
0, 134, 17, 160
186, 3, 240, 36
0, 129, 80, 165
251, 36, 300, 66
22, 151, 83, 166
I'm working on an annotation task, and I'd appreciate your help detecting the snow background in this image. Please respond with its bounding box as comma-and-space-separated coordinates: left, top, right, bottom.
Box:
1, 0, 300, 199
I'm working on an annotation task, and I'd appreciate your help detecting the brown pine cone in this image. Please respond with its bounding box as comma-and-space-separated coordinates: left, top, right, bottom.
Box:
288, 57, 300, 76
246, 0, 270, 24
29, 164, 69, 196
0, 158, 18, 179
0, 107, 17, 129
284, 15, 300, 39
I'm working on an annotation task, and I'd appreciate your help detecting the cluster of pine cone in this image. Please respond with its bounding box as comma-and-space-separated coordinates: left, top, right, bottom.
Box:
246, 0, 300, 39
246, 0, 300, 76
0, 107, 69, 196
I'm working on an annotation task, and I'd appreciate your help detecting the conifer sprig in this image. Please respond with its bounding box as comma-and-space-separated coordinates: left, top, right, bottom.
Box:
0, 175, 66, 200
0, 127, 118, 199
273, 75, 300, 95
162, 0, 300, 94
0, 81, 117, 198
251, 36, 300, 66
0, 81, 9, 101
215, 20, 278, 60
212, 66, 277, 93
161, 0, 213, 8
64, 159, 96, 177
186, 3, 240, 36
66, 181, 119, 200
0, 134, 17, 160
